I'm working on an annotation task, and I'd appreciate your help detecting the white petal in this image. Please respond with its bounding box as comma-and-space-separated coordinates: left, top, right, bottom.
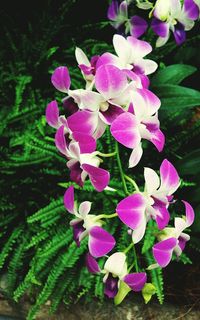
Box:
174, 217, 187, 236
104, 252, 127, 277
136, 59, 158, 75
144, 167, 160, 195
113, 34, 132, 66
79, 201, 92, 217
156, 35, 170, 47
75, 47, 90, 66
132, 218, 147, 244
154, 0, 171, 20
129, 143, 143, 168
68, 89, 103, 111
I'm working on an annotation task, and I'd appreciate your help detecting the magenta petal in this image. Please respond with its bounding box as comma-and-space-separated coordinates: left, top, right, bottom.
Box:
82, 164, 110, 192
55, 125, 67, 155
88, 226, 116, 258
100, 104, 124, 125
85, 253, 100, 274
184, 0, 199, 20
178, 236, 187, 253
150, 129, 165, 152
182, 200, 195, 227
67, 110, 98, 136
63, 97, 79, 117
123, 272, 147, 292
79, 64, 93, 75
104, 275, 119, 298
111, 113, 140, 149
63, 186, 74, 213
154, 204, 170, 230
72, 132, 96, 153
160, 159, 179, 194
51, 66, 71, 93
107, 0, 118, 20
116, 194, 146, 230
69, 162, 84, 187
151, 18, 169, 37
71, 220, 85, 247
153, 237, 177, 268
130, 15, 148, 38
173, 24, 186, 46
46, 100, 59, 128
96, 52, 119, 69
95, 64, 127, 100
139, 74, 150, 89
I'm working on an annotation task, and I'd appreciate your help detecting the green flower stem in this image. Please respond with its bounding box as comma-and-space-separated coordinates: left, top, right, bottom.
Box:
124, 175, 140, 192
115, 141, 129, 195
96, 151, 117, 158
133, 244, 139, 272
124, 243, 139, 272
96, 213, 118, 220
123, 242, 134, 254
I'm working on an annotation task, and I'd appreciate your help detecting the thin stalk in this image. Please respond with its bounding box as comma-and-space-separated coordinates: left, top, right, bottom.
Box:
97, 151, 117, 158
115, 141, 129, 195
123, 242, 134, 254
133, 244, 139, 272
96, 213, 118, 220
124, 175, 140, 192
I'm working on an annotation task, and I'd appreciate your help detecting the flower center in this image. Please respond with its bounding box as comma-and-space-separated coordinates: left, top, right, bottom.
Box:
100, 101, 109, 112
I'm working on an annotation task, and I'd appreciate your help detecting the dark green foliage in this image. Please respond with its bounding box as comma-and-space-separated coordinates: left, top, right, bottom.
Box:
145, 251, 164, 304
0, 1, 200, 319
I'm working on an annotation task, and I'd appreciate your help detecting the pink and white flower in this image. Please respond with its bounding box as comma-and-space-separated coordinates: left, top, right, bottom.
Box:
55, 128, 110, 191
86, 252, 147, 298
46, 101, 99, 162
152, 201, 195, 267
64, 186, 115, 257
111, 88, 164, 167
46, 100, 68, 129
116, 159, 180, 244
97, 34, 158, 88
67, 64, 138, 137
152, 0, 199, 47
107, 1, 148, 38
75, 47, 99, 89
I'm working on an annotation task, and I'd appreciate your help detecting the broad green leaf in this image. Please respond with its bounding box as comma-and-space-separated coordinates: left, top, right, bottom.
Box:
154, 85, 200, 117
142, 283, 156, 304
177, 149, 200, 175
152, 64, 197, 86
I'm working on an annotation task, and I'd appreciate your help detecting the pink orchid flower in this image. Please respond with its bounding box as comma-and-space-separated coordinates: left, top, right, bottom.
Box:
116, 159, 180, 244
46, 101, 97, 160
75, 47, 99, 89
111, 88, 165, 167
152, 0, 199, 47
64, 186, 115, 257
107, 1, 148, 38
67, 64, 139, 138
55, 127, 109, 191
153, 201, 195, 268
97, 34, 158, 88
86, 252, 147, 298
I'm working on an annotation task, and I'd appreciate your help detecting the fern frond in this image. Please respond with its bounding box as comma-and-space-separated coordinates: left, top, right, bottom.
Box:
145, 251, 164, 304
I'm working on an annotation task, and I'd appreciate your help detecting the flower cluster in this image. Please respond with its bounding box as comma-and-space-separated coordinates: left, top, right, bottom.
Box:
108, 0, 200, 46
46, 31, 194, 303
